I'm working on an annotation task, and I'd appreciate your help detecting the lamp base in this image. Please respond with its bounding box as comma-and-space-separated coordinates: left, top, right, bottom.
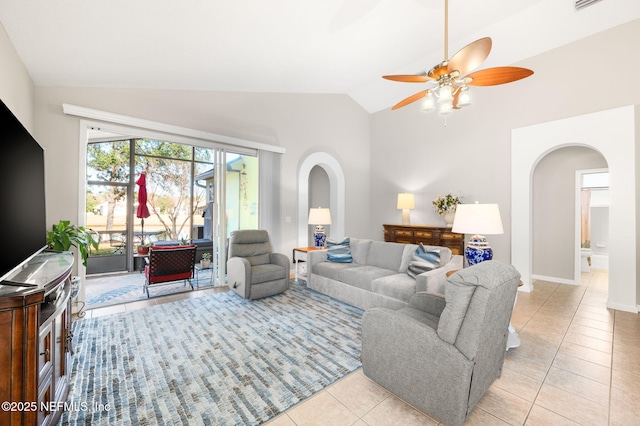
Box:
313, 225, 326, 248
464, 234, 493, 266
401, 209, 411, 226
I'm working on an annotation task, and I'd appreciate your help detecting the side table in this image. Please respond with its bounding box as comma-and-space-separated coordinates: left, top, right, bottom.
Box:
292, 246, 326, 282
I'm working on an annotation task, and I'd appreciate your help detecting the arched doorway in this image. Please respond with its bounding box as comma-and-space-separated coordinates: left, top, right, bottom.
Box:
512, 106, 637, 312
531, 146, 608, 284
297, 152, 345, 247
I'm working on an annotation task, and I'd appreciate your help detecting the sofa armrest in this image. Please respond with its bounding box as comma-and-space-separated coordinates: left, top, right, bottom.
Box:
308, 250, 328, 270
409, 292, 446, 317
415, 254, 464, 293
227, 257, 251, 298
270, 253, 291, 286
270, 252, 290, 270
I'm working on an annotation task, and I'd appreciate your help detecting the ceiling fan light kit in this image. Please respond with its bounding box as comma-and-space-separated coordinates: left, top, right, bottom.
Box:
384, 0, 533, 116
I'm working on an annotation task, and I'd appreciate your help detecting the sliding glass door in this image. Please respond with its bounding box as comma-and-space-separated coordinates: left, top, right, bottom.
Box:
85, 135, 259, 277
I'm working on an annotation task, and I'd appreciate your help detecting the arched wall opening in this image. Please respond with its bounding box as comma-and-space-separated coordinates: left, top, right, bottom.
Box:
297, 152, 345, 247
512, 106, 637, 313
531, 146, 608, 284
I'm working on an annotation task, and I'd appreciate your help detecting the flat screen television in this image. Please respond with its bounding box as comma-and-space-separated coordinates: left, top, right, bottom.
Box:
0, 99, 48, 282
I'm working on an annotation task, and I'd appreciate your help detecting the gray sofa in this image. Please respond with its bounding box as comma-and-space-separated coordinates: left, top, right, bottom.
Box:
307, 238, 463, 311
361, 261, 520, 426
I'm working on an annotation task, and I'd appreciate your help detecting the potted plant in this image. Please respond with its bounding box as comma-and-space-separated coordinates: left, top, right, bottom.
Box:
432, 193, 461, 227
46, 220, 99, 267
200, 252, 212, 269
137, 243, 150, 255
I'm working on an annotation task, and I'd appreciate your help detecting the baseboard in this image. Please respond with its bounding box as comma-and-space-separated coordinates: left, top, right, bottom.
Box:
607, 301, 639, 313
532, 274, 578, 286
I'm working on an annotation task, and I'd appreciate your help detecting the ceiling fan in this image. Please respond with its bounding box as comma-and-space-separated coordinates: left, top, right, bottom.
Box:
383, 0, 533, 114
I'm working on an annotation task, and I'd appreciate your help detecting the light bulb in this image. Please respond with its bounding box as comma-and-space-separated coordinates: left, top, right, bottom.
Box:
457, 87, 472, 107
421, 92, 435, 112
439, 101, 453, 115
438, 84, 453, 103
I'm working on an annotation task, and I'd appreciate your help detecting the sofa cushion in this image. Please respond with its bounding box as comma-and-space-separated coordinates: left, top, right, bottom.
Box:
228, 230, 272, 266
327, 237, 353, 263
312, 261, 358, 281
250, 263, 287, 285
399, 244, 417, 273
397, 306, 440, 330
366, 241, 407, 272
407, 243, 445, 278
339, 266, 396, 291
372, 273, 417, 303
350, 239, 372, 265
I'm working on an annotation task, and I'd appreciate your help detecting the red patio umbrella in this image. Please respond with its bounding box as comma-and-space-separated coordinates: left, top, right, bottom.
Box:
136, 173, 151, 244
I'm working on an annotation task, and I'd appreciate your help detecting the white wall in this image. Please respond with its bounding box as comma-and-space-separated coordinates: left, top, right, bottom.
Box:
513, 106, 637, 312
32, 88, 372, 260
370, 19, 640, 307
0, 23, 35, 131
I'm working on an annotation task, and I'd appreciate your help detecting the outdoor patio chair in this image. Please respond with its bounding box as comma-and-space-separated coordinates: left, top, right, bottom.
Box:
110, 232, 126, 254
144, 244, 196, 298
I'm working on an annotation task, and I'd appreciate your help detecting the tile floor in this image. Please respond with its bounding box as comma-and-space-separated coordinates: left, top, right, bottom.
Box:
79, 269, 639, 425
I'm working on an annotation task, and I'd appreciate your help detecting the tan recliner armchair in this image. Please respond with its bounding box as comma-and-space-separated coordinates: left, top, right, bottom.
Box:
227, 230, 290, 300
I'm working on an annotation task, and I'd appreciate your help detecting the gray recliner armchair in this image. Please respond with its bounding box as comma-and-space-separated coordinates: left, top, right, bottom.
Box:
227, 229, 290, 300
362, 261, 520, 426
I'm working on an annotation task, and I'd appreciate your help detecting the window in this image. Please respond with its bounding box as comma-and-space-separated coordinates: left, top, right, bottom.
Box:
85, 137, 258, 275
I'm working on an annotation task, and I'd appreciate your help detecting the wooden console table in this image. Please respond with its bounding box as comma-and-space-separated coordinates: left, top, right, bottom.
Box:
383, 224, 465, 255
0, 251, 74, 426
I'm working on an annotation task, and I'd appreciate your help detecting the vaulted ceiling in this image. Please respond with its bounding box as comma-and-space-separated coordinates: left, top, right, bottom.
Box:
1, 0, 638, 113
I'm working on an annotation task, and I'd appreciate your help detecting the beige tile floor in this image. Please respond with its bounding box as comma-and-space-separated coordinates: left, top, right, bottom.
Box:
80, 269, 639, 425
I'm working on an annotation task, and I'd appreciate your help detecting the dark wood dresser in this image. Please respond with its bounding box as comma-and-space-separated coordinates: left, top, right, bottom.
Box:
383, 224, 465, 255
0, 251, 73, 426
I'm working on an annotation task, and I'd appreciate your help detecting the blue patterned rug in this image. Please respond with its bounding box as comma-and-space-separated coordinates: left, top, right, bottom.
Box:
60, 283, 363, 425
85, 269, 220, 310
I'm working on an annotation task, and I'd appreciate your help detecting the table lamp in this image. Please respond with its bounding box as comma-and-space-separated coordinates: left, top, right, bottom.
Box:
452, 203, 504, 266
397, 193, 415, 225
308, 207, 332, 248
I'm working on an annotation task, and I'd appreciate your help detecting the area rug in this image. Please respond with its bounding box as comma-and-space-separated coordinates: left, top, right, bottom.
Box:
60, 282, 363, 425
85, 268, 220, 310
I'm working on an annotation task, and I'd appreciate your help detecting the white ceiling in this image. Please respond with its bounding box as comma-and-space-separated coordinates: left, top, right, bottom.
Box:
1, 0, 639, 113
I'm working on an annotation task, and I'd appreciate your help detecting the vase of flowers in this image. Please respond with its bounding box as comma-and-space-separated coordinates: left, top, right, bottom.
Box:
432, 193, 461, 227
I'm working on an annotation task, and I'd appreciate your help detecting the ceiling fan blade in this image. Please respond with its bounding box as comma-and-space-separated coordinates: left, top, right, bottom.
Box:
465, 66, 534, 86
392, 90, 428, 110
447, 37, 492, 76
383, 75, 432, 83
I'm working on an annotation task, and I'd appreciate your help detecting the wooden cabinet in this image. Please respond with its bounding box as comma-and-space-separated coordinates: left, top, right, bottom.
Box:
0, 251, 73, 426
383, 224, 465, 255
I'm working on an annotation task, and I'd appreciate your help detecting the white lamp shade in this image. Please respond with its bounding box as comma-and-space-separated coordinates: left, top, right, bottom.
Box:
452, 204, 504, 235
308, 207, 332, 225
397, 193, 415, 210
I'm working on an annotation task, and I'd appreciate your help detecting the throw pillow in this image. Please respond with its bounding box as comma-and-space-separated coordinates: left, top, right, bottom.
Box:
407, 243, 442, 278
327, 237, 353, 263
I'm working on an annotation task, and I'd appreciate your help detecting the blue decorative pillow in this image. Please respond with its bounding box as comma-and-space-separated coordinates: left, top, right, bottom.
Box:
327, 237, 353, 263
407, 243, 442, 278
